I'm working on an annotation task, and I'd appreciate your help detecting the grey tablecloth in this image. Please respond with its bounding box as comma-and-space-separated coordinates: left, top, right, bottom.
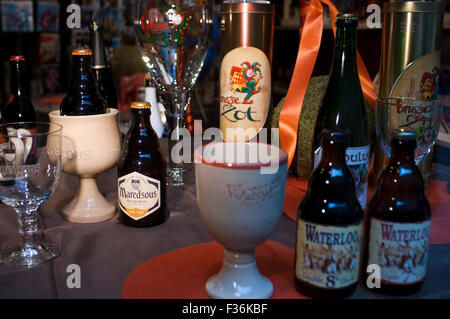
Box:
0, 141, 449, 299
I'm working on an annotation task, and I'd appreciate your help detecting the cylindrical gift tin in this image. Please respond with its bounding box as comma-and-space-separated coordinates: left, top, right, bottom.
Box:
220, 1, 274, 64
219, 1, 275, 142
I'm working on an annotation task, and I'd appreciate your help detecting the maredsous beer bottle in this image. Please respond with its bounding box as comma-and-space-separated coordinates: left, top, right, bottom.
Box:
363, 131, 431, 295
60, 49, 106, 116
295, 130, 363, 298
312, 13, 370, 209
118, 101, 167, 227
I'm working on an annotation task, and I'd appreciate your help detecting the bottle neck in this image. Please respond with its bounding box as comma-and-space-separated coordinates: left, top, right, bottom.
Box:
10, 61, 27, 96
70, 56, 96, 93
330, 23, 357, 79
131, 108, 152, 131
91, 27, 107, 67
389, 145, 416, 165
319, 144, 347, 168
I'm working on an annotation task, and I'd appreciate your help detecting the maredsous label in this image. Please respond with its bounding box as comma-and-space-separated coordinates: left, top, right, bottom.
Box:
296, 220, 362, 289
314, 145, 370, 209
118, 171, 161, 220
367, 218, 430, 285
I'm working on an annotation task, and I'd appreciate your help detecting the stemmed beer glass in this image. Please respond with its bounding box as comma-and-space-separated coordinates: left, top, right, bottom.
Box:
0, 122, 62, 268
135, 0, 213, 186
376, 97, 443, 164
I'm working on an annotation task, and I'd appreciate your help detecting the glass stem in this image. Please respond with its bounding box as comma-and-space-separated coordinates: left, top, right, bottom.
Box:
16, 206, 42, 248
167, 112, 186, 172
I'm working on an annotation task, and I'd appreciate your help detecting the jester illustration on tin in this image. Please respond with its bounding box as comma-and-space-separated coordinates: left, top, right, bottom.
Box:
229, 62, 263, 104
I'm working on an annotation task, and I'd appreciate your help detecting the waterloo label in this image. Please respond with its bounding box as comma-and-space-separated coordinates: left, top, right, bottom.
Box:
368, 218, 430, 285
296, 220, 362, 289
118, 171, 161, 220
314, 145, 370, 208
220, 46, 271, 142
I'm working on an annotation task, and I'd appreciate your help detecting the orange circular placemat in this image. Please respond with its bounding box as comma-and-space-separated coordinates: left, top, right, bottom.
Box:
122, 240, 306, 299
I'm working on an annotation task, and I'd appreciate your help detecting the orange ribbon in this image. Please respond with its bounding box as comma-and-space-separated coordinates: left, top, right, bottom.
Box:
279, 0, 377, 168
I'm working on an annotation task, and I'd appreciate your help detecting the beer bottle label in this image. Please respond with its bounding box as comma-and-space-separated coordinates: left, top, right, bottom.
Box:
296, 220, 362, 289
219, 46, 271, 142
118, 171, 161, 220
314, 145, 370, 208
367, 218, 430, 285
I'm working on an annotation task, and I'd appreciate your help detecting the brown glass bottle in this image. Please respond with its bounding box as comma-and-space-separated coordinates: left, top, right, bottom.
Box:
60, 49, 106, 116
4, 56, 36, 123
362, 131, 430, 295
118, 101, 167, 227
295, 130, 363, 298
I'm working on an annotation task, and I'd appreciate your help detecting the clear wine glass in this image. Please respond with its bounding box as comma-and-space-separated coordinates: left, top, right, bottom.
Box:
376, 97, 443, 164
135, 0, 213, 186
0, 122, 62, 268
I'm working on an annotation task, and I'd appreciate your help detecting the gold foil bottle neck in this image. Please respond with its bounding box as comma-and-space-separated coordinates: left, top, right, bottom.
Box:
72, 49, 93, 56
131, 101, 151, 109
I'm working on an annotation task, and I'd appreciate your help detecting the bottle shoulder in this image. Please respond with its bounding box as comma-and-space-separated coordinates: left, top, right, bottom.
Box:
367, 164, 430, 222
298, 169, 363, 226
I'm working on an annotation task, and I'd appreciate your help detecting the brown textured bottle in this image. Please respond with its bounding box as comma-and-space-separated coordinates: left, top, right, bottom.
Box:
362, 131, 430, 295
117, 101, 167, 227
295, 130, 363, 298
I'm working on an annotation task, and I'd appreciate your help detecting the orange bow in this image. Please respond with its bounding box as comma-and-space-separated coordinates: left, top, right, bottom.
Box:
279, 0, 377, 168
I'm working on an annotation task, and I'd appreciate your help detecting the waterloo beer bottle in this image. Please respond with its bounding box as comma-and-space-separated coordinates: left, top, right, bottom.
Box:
312, 13, 370, 209
60, 49, 106, 116
118, 101, 167, 227
4, 56, 36, 123
90, 10, 118, 109
295, 130, 363, 298
362, 131, 431, 295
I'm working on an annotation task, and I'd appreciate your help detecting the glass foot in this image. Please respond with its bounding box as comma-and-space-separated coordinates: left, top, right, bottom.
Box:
1, 242, 60, 269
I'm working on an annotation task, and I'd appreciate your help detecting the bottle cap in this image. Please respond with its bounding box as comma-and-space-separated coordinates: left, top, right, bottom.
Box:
320, 129, 348, 147
336, 13, 358, 21
72, 49, 93, 56
336, 13, 358, 26
10, 56, 25, 61
131, 101, 151, 109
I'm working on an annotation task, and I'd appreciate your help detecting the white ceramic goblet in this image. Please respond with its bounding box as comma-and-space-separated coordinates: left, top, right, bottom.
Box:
49, 109, 121, 223
195, 142, 288, 299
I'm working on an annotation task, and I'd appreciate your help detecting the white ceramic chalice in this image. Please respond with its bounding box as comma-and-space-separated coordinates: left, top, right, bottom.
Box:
195, 142, 288, 299
49, 108, 121, 223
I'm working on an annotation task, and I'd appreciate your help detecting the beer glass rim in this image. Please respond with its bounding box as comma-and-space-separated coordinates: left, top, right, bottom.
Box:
194, 141, 288, 170
0, 122, 62, 138
377, 97, 439, 104
49, 108, 118, 120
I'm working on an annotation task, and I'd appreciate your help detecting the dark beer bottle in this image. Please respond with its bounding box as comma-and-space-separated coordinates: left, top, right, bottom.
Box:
118, 101, 167, 227
362, 131, 430, 295
90, 10, 118, 109
3, 56, 36, 123
295, 130, 363, 298
60, 49, 106, 116
312, 13, 370, 210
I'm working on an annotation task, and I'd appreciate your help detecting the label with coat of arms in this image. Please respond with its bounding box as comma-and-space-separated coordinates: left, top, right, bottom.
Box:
296, 220, 362, 289
220, 46, 271, 142
118, 171, 161, 220
367, 218, 430, 285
